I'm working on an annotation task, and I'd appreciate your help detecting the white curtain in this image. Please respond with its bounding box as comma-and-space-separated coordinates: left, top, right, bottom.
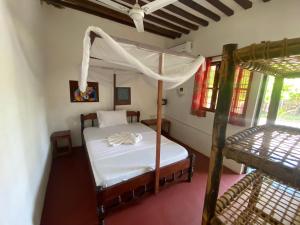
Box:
80, 26, 205, 92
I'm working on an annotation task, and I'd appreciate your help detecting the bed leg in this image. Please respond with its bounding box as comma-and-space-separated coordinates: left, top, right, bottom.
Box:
97, 205, 105, 225
188, 153, 195, 182
96, 187, 105, 225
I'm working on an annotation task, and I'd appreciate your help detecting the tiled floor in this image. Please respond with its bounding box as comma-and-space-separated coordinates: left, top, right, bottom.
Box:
41, 147, 243, 225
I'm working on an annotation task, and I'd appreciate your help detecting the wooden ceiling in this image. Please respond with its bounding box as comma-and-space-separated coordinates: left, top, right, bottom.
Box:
44, 0, 272, 39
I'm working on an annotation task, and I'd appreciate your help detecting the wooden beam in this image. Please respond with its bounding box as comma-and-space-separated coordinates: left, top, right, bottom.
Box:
202, 43, 238, 225
206, 0, 234, 16
119, 0, 198, 30
146, 15, 190, 34
233, 0, 252, 9
155, 53, 164, 194
45, 0, 181, 39
147, 0, 209, 26
108, 0, 190, 33
153, 9, 198, 30
164, 4, 208, 26
235, 38, 300, 64
178, 0, 221, 22
266, 77, 284, 125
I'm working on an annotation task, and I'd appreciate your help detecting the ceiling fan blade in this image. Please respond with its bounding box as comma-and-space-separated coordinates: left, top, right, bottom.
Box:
133, 18, 144, 32
141, 0, 177, 14
93, 0, 129, 13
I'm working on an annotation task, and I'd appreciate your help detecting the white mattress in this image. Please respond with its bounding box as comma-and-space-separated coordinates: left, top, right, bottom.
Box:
83, 123, 188, 187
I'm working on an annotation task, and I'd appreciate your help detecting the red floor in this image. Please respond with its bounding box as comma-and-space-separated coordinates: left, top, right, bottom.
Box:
41, 147, 243, 225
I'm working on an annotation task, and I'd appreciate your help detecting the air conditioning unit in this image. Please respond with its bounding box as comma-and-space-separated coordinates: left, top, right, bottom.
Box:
168, 41, 192, 53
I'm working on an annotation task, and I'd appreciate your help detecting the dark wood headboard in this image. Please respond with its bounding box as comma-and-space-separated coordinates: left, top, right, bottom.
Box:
80, 111, 140, 145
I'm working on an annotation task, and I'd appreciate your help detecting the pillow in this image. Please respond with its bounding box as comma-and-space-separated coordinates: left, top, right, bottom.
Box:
97, 110, 128, 128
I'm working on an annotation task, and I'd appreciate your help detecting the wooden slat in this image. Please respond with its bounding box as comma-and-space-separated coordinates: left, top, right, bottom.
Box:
45, 0, 181, 38
178, 0, 221, 22
233, 0, 253, 9
119, 0, 198, 30
206, 0, 234, 16
147, 0, 208, 26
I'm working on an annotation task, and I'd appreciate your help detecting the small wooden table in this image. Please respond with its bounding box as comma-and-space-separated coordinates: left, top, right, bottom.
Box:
51, 130, 72, 158
141, 118, 171, 137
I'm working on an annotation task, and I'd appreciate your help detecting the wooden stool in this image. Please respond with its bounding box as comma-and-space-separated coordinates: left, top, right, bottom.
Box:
51, 130, 72, 158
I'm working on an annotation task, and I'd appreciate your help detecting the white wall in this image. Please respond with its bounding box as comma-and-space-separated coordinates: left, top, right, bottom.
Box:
1, 1, 299, 224
44, 5, 170, 146
165, 0, 300, 173
0, 1, 50, 225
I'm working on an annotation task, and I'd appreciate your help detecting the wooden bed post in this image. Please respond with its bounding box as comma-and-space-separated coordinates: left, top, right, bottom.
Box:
155, 53, 164, 194
96, 187, 105, 225
266, 76, 284, 125
113, 73, 116, 111
202, 44, 237, 225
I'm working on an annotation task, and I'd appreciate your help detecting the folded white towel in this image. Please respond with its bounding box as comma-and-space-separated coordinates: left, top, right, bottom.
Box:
107, 132, 142, 146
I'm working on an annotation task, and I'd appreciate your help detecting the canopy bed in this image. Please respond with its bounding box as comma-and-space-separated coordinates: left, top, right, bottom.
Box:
79, 26, 205, 225
202, 38, 300, 225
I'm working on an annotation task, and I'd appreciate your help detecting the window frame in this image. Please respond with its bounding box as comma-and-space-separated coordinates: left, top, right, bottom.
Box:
229, 68, 253, 126
199, 61, 253, 123
200, 61, 221, 112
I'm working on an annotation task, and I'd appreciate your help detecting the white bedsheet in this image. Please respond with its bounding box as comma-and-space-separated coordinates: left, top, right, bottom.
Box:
83, 123, 188, 187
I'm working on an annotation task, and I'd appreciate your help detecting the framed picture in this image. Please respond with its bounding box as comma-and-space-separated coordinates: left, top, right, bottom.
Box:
115, 87, 131, 105
69, 80, 99, 102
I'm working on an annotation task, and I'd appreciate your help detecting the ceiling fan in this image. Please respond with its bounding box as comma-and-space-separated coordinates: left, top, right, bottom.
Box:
93, 0, 178, 32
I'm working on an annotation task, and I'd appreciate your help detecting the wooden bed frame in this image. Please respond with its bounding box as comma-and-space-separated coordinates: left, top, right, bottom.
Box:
80, 110, 195, 225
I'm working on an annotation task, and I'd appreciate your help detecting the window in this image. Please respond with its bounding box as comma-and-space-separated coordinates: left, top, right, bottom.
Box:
191, 58, 212, 117
229, 68, 253, 126
255, 77, 300, 128
202, 62, 221, 111
276, 78, 300, 128
191, 58, 253, 126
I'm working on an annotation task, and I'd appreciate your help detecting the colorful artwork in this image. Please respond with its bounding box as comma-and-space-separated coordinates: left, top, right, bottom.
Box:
69, 80, 99, 102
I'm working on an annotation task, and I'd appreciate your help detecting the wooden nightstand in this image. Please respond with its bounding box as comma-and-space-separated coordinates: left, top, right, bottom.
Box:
141, 118, 171, 137
51, 130, 72, 158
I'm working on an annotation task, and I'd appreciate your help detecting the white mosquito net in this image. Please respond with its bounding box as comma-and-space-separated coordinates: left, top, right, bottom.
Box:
80, 26, 205, 92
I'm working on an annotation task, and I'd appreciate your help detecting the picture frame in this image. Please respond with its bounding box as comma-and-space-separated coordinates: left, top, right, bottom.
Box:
69, 80, 99, 102
115, 87, 131, 105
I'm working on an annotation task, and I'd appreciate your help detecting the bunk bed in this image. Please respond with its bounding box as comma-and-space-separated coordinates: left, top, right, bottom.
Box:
202, 38, 300, 225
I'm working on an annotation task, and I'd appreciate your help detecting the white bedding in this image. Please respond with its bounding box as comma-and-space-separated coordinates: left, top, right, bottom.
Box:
83, 123, 189, 187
